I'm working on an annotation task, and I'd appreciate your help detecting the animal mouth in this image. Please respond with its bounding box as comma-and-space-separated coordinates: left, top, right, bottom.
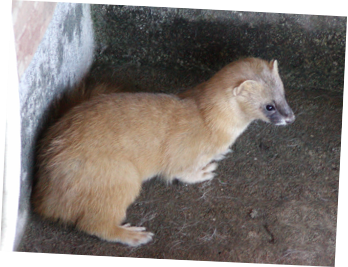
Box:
274, 114, 295, 126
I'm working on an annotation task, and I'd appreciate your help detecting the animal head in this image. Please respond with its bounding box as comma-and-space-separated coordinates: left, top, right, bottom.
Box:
231, 58, 295, 126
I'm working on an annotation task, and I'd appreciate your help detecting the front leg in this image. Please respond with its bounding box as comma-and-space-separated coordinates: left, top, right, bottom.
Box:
213, 148, 232, 162
177, 162, 218, 184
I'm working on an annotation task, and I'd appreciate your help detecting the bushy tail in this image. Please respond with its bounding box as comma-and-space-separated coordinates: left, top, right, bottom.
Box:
56, 79, 124, 119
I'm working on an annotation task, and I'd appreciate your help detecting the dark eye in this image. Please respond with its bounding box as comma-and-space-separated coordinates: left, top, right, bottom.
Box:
266, 104, 275, 111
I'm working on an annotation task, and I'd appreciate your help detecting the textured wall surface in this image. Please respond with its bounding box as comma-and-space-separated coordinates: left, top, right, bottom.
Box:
13, 2, 94, 250
92, 5, 346, 93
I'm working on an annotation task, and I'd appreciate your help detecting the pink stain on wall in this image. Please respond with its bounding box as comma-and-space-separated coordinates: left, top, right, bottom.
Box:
12, 1, 57, 78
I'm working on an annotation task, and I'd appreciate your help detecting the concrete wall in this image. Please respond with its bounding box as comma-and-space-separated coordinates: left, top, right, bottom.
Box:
1, 1, 95, 251
92, 5, 346, 93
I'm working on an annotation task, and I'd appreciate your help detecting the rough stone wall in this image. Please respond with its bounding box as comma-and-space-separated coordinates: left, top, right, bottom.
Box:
92, 5, 346, 93
13, 2, 94, 250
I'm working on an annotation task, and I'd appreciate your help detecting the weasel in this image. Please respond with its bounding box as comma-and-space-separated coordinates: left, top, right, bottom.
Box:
32, 57, 295, 246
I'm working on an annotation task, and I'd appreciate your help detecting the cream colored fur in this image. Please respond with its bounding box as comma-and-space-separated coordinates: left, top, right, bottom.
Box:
32, 57, 294, 246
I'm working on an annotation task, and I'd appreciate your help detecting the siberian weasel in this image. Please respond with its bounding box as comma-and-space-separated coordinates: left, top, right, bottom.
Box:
32, 58, 295, 246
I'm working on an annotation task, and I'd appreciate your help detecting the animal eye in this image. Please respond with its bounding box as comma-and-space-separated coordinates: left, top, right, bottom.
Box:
266, 104, 275, 111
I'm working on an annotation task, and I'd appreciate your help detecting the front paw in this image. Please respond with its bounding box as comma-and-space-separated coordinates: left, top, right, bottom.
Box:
177, 162, 218, 184
213, 148, 232, 161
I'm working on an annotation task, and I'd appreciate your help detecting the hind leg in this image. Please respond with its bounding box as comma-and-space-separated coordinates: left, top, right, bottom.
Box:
75, 161, 153, 246
79, 214, 154, 247
99, 223, 153, 246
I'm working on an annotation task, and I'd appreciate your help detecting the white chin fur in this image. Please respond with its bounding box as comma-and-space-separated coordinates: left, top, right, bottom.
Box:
275, 119, 287, 126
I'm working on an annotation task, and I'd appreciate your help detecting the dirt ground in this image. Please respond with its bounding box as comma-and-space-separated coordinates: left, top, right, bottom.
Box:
17, 5, 344, 267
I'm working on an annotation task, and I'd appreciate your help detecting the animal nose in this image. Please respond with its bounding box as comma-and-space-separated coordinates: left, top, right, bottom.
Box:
285, 113, 295, 124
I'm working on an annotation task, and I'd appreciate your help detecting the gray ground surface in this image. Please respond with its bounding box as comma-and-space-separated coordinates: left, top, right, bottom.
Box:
17, 5, 345, 266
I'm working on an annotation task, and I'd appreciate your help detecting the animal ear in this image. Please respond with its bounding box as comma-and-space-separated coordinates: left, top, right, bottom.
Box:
233, 80, 257, 96
270, 59, 279, 74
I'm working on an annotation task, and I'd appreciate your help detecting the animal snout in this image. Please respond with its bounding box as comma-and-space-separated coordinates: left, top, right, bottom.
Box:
285, 113, 295, 124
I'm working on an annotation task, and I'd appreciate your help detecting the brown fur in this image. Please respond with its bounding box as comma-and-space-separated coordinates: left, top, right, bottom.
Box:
32, 58, 295, 246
